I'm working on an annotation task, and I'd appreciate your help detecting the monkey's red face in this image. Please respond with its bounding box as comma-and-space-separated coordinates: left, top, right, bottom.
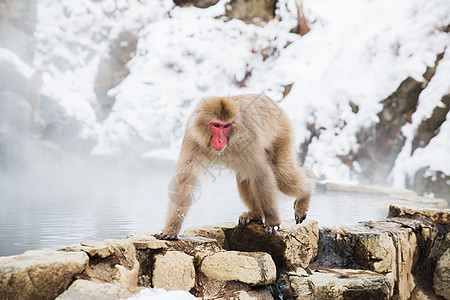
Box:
209, 121, 232, 151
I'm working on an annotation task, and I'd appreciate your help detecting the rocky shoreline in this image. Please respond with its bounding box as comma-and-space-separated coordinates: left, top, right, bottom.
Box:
0, 204, 448, 299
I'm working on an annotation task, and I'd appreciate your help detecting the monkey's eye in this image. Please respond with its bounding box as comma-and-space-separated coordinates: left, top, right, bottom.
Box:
213, 123, 220, 128
224, 124, 231, 128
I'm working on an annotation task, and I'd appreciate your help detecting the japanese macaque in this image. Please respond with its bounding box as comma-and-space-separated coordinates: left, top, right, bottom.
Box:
154, 94, 314, 240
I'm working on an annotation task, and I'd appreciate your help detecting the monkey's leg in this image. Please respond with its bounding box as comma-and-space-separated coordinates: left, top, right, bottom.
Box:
236, 177, 264, 227
275, 162, 313, 224
253, 169, 282, 235
272, 138, 314, 224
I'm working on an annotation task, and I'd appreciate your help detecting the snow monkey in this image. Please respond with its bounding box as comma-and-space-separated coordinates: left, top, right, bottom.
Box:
154, 94, 314, 240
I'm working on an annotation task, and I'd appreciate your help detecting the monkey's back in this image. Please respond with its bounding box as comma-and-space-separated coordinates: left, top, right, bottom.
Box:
232, 94, 291, 139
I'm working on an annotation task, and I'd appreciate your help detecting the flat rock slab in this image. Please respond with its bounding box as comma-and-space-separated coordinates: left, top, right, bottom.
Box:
280, 267, 394, 300
61, 240, 113, 258
321, 183, 417, 196
200, 251, 276, 286
57, 279, 141, 300
0, 250, 88, 300
388, 205, 450, 224
183, 222, 236, 247
235, 288, 275, 299
127, 232, 222, 264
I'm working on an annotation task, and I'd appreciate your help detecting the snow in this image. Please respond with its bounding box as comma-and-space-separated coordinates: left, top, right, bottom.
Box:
0, 48, 33, 78
30, 0, 450, 181
124, 288, 196, 300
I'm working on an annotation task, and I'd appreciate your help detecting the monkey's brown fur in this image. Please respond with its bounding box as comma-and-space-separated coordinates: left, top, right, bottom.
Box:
157, 94, 314, 240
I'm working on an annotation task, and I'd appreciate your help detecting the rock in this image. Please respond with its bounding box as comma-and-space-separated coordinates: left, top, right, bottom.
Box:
62, 239, 139, 287
412, 196, 448, 210
173, 0, 220, 8
412, 93, 450, 152
316, 220, 418, 300
388, 205, 450, 225
283, 219, 320, 260
0, 250, 88, 300
193, 0, 220, 8
152, 251, 195, 291
279, 267, 394, 300
355, 76, 424, 183
391, 228, 418, 300
433, 249, 450, 299
62, 240, 113, 259
128, 232, 222, 263
410, 285, 440, 300
183, 222, 236, 247
195, 272, 251, 299
200, 251, 276, 286
320, 183, 447, 209
57, 279, 141, 300
322, 182, 417, 198
410, 168, 450, 203
225, 0, 277, 25
228, 221, 317, 270
235, 288, 274, 299
127, 233, 222, 288
127, 232, 169, 250
353, 232, 396, 273
94, 31, 138, 121
409, 91, 450, 199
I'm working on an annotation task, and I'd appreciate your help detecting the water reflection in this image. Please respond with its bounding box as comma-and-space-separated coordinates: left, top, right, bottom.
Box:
0, 167, 434, 256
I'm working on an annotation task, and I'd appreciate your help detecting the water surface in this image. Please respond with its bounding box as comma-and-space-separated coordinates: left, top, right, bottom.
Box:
0, 166, 433, 256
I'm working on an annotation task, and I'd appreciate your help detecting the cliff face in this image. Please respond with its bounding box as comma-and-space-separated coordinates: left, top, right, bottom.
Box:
345, 53, 450, 198
0, 0, 36, 64
0, 205, 448, 300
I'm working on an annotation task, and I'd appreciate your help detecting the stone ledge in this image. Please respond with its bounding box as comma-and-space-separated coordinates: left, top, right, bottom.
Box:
388, 205, 450, 224
319, 182, 448, 209
0, 205, 448, 300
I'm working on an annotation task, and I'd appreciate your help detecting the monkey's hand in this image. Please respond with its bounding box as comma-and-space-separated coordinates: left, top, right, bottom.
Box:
154, 232, 178, 240
238, 211, 263, 227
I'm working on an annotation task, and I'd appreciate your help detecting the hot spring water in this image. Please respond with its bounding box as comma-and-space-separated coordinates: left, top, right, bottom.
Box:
0, 165, 435, 256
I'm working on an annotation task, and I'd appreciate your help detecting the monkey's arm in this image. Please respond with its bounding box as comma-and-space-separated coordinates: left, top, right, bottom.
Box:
155, 140, 202, 240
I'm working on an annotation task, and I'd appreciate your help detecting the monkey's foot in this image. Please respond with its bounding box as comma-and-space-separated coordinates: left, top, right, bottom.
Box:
238, 212, 263, 227
295, 211, 307, 224
294, 198, 309, 224
154, 232, 178, 240
261, 224, 282, 235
